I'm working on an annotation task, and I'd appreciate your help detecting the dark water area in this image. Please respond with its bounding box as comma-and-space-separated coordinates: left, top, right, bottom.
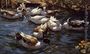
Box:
0, 11, 90, 54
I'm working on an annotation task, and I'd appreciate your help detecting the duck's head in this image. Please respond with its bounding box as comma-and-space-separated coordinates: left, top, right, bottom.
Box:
21, 9, 27, 15
15, 32, 23, 41
67, 18, 74, 25
26, 8, 31, 12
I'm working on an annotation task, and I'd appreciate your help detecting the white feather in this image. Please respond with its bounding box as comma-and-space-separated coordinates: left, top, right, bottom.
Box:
30, 15, 49, 24
31, 7, 42, 15
47, 16, 62, 31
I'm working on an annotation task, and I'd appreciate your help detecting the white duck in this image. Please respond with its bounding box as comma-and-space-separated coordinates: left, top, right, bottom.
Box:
41, 7, 47, 16
25, 8, 31, 16
15, 32, 44, 49
63, 18, 89, 31
29, 15, 49, 24
33, 23, 48, 38
47, 16, 62, 31
63, 18, 72, 30
31, 7, 42, 15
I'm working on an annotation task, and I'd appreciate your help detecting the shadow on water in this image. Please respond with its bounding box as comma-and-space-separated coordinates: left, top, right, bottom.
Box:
0, 12, 89, 54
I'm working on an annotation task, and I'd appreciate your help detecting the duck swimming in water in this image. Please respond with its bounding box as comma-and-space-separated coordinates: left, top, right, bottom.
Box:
0, 9, 23, 20
30, 7, 47, 16
33, 23, 48, 38
26, 6, 48, 24
31, 7, 42, 15
29, 15, 49, 24
63, 18, 89, 31
47, 16, 62, 31
15, 32, 44, 49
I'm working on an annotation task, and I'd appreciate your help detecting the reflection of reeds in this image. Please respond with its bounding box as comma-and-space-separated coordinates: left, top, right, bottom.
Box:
0, 0, 17, 8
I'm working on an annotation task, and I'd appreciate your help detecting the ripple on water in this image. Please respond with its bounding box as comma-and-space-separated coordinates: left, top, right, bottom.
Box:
0, 15, 89, 54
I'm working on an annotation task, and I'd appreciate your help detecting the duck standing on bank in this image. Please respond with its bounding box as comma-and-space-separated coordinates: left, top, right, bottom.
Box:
47, 16, 62, 31
15, 32, 45, 49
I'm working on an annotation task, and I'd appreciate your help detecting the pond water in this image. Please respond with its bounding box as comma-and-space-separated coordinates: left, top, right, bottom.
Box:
0, 12, 90, 54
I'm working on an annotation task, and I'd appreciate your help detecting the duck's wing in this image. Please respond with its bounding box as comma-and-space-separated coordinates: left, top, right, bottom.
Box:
20, 32, 33, 41
41, 23, 48, 30
31, 8, 38, 12
49, 20, 57, 26
31, 7, 42, 15
31, 15, 45, 20
40, 18, 49, 23
50, 16, 57, 21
